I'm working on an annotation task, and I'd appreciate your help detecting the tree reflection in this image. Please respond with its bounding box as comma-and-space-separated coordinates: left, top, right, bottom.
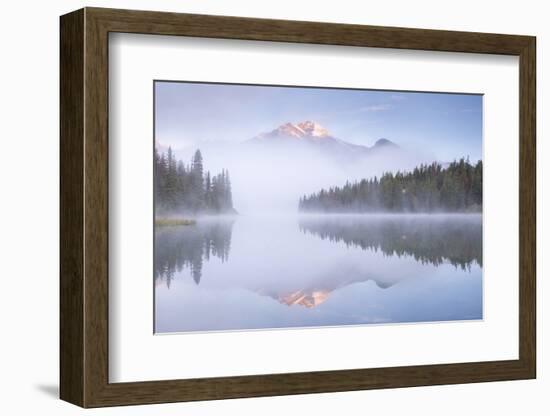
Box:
299, 215, 482, 270
154, 219, 234, 287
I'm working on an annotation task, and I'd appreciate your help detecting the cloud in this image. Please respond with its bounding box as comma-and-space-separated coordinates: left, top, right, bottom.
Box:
357, 104, 393, 112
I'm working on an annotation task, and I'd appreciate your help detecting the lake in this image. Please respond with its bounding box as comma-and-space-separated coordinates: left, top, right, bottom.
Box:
154, 214, 482, 333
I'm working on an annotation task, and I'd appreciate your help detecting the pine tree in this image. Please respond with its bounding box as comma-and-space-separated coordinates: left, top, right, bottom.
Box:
154, 147, 236, 215
204, 171, 212, 210
190, 150, 204, 211
299, 158, 482, 213
225, 170, 233, 210
163, 147, 179, 209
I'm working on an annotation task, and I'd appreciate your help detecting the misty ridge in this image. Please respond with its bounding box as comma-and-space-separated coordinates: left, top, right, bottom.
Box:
156, 120, 481, 215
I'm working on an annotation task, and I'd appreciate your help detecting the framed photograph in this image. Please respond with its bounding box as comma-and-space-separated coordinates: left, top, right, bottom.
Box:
60, 7, 536, 407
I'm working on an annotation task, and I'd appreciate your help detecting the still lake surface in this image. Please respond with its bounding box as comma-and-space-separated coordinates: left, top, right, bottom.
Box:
154, 214, 482, 333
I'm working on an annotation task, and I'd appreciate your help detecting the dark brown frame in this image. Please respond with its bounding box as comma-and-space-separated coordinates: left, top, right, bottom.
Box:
60, 7, 536, 408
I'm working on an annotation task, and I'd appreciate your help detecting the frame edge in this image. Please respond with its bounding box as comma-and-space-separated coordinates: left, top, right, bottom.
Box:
60, 8, 86, 408
62, 7, 537, 407
518, 36, 537, 379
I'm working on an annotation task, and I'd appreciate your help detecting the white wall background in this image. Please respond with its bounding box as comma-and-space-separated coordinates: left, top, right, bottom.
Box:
0, 0, 545, 414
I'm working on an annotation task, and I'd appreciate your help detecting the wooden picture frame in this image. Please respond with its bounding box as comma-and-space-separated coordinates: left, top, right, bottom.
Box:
60, 7, 536, 408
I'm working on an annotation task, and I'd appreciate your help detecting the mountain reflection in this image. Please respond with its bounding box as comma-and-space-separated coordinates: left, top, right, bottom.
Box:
154, 219, 234, 287
260, 284, 381, 308
299, 215, 482, 270
258, 286, 356, 309
155, 215, 482, 308
278, 290, 331, 308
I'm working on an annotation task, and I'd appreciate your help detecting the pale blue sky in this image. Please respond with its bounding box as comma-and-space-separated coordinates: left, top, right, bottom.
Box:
155, 81, 482, 162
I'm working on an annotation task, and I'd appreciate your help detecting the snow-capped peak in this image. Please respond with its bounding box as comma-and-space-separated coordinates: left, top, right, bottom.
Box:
260, 121, 331, 140
275, 122, 307, 138
247, 122, 402, 160
296, 121, 330, 138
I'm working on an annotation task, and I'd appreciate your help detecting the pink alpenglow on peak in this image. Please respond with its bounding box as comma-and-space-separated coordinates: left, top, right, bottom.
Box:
247, 121, 402, 161
274, 122, 307, 138
296, 121, 330, 138
259, 121, 332, 140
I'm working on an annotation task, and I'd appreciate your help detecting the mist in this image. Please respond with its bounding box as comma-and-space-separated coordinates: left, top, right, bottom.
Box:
173, 139, 435, 215
153, 84, 483, 333
155, 214, 482, 333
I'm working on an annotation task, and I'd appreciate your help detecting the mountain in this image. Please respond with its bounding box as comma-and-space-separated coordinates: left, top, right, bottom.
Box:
372, 138, 398, 149
193, 120, 432, 213
275, 289, 331, 308
255, 277, 398, 309
246, 121, 398, 159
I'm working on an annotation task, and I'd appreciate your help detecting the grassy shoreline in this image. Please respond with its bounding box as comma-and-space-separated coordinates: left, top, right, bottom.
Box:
155, 218, 196, 227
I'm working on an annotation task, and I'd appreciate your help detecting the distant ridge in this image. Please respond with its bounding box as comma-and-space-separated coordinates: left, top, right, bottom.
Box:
246, 121, 400, 160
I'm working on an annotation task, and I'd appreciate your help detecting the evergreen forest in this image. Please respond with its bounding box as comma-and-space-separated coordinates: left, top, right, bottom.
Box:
299, 158, 482, 213
155, 147, 236, 215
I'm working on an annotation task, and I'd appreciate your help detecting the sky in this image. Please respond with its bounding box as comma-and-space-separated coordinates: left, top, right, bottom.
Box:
155, 81, 482, 162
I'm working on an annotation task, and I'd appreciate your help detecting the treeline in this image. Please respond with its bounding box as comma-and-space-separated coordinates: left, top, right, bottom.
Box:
299, 158, 482, 213
155, 147, 236, 214
299, 216, 482, 270
155, 220, 233, 286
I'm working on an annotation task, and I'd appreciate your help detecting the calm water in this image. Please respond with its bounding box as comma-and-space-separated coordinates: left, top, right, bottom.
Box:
154, 214, 482, 333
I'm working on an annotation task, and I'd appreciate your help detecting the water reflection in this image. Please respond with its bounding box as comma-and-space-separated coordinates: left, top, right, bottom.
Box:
154, 215, 483, 332
154, 218, 234, 286
299, 214, 482, 270
255, 271, 384, 309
